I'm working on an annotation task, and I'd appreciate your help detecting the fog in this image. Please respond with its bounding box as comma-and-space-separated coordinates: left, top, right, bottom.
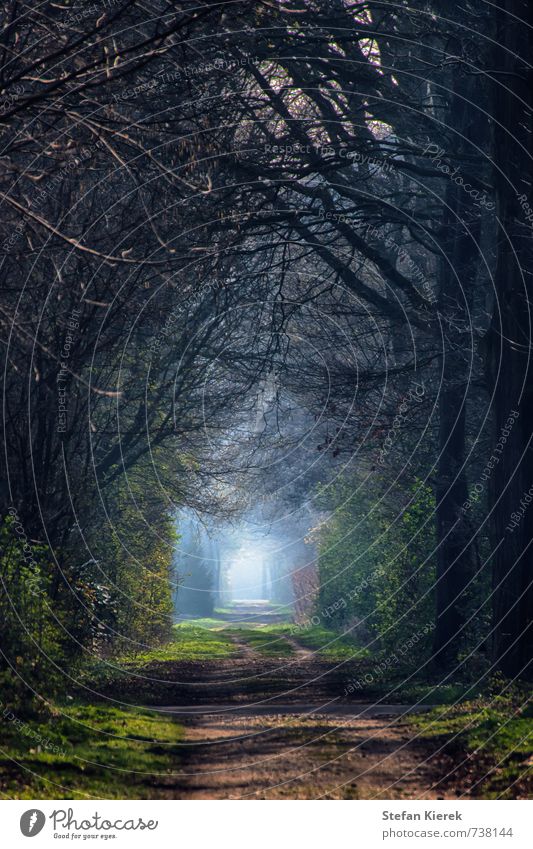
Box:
172, 507, 317, 618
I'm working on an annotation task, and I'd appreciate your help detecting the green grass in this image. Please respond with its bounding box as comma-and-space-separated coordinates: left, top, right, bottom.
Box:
225, 624, 295, 657
386, 681, 478, 705
217, 620, 367, 662
0, 703, 183, 799
341, 673, 476, 705
290, 624, 369, 661
409, 696, 533, 798
119, 621, 236, 665
223, 621, 367, 662
214, 603, 293, 616
182, 617, 232, 629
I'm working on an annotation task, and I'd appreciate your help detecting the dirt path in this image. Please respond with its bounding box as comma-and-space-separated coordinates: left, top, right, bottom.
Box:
154, 700, 457, 799
93, 605, 461, 799
162, 707, 455, 800
135, 606, 457, 799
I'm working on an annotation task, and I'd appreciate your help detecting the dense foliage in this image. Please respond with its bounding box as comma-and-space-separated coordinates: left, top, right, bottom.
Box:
316, 477, 437, 658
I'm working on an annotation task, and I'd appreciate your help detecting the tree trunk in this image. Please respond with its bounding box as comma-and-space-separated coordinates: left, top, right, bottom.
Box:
431, 76, 484, 668
433, 353, 471, 667
485, 0, 533, 678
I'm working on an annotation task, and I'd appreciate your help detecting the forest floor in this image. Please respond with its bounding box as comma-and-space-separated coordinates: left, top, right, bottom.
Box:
1, 603, 531, 799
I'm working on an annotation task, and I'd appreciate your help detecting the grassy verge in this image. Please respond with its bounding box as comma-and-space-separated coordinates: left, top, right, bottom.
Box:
214, 603, 293, 617
0, 703, 183, 799
221, 621, 368, 662
120, 621, 236, 665
118, 616, 368, 664
290, 624, 369, 661
225, 623, 295, 657
342, 671, 476, 704
408, 695, 533, 798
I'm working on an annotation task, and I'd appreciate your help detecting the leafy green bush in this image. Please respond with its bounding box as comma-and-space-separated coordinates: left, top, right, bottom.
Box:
316, 476, 437, 659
